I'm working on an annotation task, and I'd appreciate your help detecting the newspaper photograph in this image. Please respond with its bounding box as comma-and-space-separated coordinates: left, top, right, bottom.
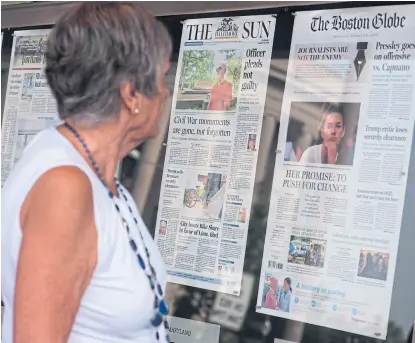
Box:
155, 15, 276, 295
256, 5, 415, 339
1, 30, 60, 186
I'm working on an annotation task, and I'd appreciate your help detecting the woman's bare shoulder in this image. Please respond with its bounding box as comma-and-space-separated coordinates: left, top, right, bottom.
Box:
20, 166, 94, 234
300, 144, 321, 163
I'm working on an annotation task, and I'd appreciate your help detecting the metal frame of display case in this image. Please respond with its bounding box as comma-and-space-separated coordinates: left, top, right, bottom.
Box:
1, 1, 327, 29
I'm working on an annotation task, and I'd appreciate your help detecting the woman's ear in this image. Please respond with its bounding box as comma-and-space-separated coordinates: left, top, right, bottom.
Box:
120, 81, 142, 115
120, 81, 135, 113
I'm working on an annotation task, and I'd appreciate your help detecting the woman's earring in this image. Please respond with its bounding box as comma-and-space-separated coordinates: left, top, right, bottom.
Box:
134, 108, 140, 115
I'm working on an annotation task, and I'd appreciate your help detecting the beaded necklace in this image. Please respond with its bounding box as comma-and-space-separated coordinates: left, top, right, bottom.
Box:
64, 122, 170, 342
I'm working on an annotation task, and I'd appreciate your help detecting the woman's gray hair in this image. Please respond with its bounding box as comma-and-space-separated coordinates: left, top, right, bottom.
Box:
45, 2, 172, 125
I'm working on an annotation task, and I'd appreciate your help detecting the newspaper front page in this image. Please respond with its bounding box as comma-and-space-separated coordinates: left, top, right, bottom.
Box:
155, 15, 276, 295
1, 30, 60, 186
256, 5, 415, 339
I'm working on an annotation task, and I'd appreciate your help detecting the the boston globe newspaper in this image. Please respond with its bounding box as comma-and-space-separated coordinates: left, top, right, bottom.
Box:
257, 5, 415, 340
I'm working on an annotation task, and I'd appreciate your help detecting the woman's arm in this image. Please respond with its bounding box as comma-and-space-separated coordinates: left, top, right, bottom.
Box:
15, 166, 97, 343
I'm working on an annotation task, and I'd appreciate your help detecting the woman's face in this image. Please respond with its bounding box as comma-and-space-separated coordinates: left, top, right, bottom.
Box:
321, 112, 345, 145
126, 59, 170, 146
141, 60, 170, 138
283, 280, 290, 291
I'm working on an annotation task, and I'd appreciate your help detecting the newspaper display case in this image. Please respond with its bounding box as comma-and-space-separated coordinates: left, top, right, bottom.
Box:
1, 2, 415, 343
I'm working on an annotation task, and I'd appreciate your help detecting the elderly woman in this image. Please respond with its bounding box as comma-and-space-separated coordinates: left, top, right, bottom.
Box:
300, 105, 346, 165
1, 3, 171, 343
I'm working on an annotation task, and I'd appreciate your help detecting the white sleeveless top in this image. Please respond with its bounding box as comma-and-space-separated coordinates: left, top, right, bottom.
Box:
1, 127, 168, 343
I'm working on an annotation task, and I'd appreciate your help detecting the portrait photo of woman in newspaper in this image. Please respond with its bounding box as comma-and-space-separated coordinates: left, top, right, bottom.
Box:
300, 105, 346, 165
284, 102, 360, 166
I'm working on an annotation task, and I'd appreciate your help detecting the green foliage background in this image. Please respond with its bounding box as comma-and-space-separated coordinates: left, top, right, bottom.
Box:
178, 49, 242, 92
